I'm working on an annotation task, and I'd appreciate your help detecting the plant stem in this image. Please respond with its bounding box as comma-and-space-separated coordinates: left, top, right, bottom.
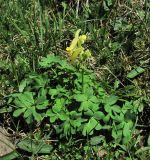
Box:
81, 67, 84, 93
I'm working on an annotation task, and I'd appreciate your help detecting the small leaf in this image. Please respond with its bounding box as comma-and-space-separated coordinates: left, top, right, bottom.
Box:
33, 110, 43, 122
104, 104, 111, 113
36, 100, 49, 110
74, 94, 88, 102
36, 96, 47, 105
95, 123, 102, 130
90, 103, 99, 112
64, 120, 71, 136
50, 116, 57, 123
79, 101, 90, 111
13, 108, 26, 117
19, 80, 28, 92
104, 95, 119, 105
52, 99, 64, 113
90, 136, 105, 145
48, 89, 58, 97
82, 117, 98, 136
123, 121, 133, 137
94, 111, 105, 120
90, 96, 99, 103
84, 109, 94, 116
111, 105, 122, 113
24, 108, 34, 118
127, 67, 145, 79
102, 125, 111, 129
103, 114, 110, 122
59, 112, 68, 121
39, 54, 60, 67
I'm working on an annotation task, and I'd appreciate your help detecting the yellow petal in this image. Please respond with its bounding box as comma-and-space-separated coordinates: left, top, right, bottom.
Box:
70, 47, 84, 64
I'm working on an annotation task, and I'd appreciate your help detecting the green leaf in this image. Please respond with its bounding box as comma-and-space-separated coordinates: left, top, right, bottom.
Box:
127, 67, 145, 79
0, 106, 12, 113
36, 95, 49, 110
82, 117, 98, 136
64, 120, 71, 136
94, 111, 105, 120
48, 89, 59, 98
39, 54, 60, 67
46, 110, 57, 123
13, 99, 26, 108
26, 115, 34, 124
24, 107, 34, 118
33, 110, 43, 122
13, 108, 26, 117
17, 138, 53, 154
0, 151, 19, 160
19, 80, 28, 92
123, 121, 133, 137
79, 101, 90, 111
102, 125, 111, 129
135, 146, 150, 155
95, 123, 102, 130
36, 100, 49, 110
50, 116, 57, 123
84, 109, 94, 116
103, 114, 110, 122
111, 105, 122, 113
90, 136, 105, 145
112, 126, 123, 140
59, 112, 68, 121
89, 96, 99, 103
104, 95, 119, 105
14, 92, 34, 108
52, 99, 64, 113
123, 136, 131, 144
70, 119, 82, 128
74, 94, 88, 102
46, 109, 54, 116
36, 96, 47, 105
104, 104, 111, 113
90, 102, 99, 112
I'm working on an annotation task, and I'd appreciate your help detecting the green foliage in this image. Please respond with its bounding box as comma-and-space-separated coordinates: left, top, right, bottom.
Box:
17, 138, 53, 154
0, 0, 149, 159
9, 55, 138, 146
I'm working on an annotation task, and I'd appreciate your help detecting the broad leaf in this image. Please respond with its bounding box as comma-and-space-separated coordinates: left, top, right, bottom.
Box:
17, 138, 53, 154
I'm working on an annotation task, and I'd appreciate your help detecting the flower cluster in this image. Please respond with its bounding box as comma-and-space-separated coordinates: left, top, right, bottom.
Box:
66, 29, 91, 64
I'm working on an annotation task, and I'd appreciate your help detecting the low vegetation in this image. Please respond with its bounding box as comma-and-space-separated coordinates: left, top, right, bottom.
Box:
0, 0, 150, 159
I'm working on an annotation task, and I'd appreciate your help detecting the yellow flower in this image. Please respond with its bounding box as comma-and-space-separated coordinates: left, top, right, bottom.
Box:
66, 29, 90, 64
79, 35, 87, 41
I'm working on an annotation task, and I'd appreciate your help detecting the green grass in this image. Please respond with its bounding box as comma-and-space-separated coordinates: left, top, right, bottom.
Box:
0, 0, 150, 159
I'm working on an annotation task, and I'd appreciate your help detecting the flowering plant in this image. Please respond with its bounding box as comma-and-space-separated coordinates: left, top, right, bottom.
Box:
66, 29, 91, 64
